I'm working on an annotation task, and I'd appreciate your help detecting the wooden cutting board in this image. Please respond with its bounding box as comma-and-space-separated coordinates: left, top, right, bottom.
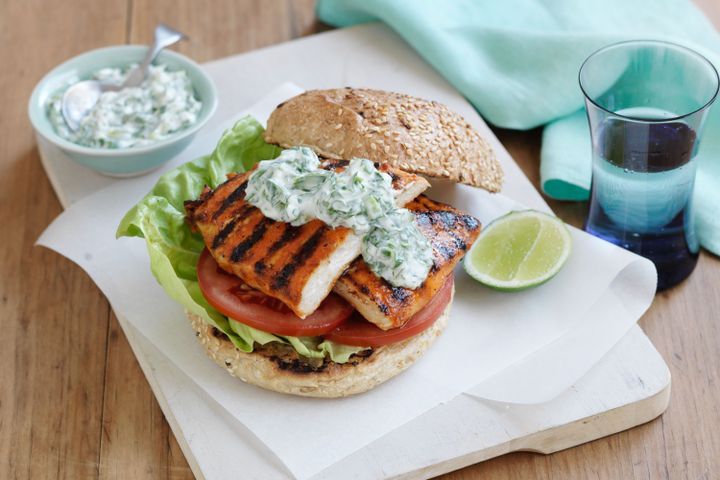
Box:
38, 24, 670, 479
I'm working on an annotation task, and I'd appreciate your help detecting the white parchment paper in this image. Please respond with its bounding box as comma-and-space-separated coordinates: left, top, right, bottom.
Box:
37, 85, 656, 479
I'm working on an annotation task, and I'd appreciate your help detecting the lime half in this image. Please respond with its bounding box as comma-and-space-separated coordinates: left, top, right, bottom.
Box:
464, 210, 571, 291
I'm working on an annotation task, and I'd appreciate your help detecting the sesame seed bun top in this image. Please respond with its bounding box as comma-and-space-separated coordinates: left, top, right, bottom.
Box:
264, 88, 504, 192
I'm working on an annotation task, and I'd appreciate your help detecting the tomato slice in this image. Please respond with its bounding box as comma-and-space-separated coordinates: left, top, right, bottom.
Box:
325, 275, 454, 347
197, 249, 353, 336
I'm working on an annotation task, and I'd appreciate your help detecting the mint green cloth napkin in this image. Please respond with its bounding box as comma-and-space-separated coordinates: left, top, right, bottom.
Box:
317, 0, 720, 255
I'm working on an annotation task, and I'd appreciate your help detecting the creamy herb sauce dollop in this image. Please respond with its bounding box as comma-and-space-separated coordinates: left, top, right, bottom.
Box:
245, 148, 434, 289
47, 64, 201, 148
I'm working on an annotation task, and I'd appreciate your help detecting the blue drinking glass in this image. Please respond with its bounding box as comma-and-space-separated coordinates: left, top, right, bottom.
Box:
579, 40, 719, 290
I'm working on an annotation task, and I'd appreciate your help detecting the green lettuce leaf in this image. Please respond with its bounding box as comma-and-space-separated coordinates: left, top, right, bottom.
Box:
116, 116, 367, 362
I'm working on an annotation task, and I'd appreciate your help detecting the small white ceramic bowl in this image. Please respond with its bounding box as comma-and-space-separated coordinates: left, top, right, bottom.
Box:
28, 45, 217, 177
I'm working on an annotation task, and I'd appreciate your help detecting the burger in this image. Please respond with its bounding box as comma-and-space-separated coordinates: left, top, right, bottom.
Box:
118, 88, 503, 397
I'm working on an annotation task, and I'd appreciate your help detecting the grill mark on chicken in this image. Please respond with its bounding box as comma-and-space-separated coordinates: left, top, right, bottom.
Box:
462, 216, 480, 230
416, 210, 475, 260
431, 229, 466, 261
230, 217, 272, 262
212, 217, 241, 249
212, 180, 248, 219
324, 160, 349, 171
273, 228, 326, 290
450, 231, 467, 251
390, 287, 411, 304
268, 224, 302, 254
227, 201, 255, 221
211, 202, 258, 249
374, 162, 399, 182
342, 272, 371, 299
183, 198, 205, 223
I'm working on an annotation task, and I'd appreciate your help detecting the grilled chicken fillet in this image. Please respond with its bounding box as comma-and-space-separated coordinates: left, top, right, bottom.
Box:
333, 195, 481, 330
184, 161, 430, 318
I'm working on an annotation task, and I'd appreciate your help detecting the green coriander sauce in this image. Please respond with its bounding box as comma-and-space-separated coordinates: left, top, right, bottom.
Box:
47, 64, 201, 149
245, 147, 434, 289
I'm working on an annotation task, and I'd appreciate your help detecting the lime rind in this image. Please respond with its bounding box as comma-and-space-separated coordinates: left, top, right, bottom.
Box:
463, 210, 571, 291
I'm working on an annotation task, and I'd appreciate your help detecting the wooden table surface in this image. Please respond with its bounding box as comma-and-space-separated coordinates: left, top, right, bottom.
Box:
2, 1, 719, 478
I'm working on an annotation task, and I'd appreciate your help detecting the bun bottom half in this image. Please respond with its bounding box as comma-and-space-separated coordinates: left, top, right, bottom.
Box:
188, 286, 453, 398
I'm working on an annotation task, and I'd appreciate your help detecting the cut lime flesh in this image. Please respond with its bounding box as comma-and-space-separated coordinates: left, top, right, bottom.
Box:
464, 210, 571, 291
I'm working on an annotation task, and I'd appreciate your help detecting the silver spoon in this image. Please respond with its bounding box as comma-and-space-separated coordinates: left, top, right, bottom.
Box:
62, 23, 187, 131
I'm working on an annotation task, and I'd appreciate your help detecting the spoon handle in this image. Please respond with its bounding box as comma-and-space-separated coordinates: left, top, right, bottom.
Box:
123, 24, 187, 88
